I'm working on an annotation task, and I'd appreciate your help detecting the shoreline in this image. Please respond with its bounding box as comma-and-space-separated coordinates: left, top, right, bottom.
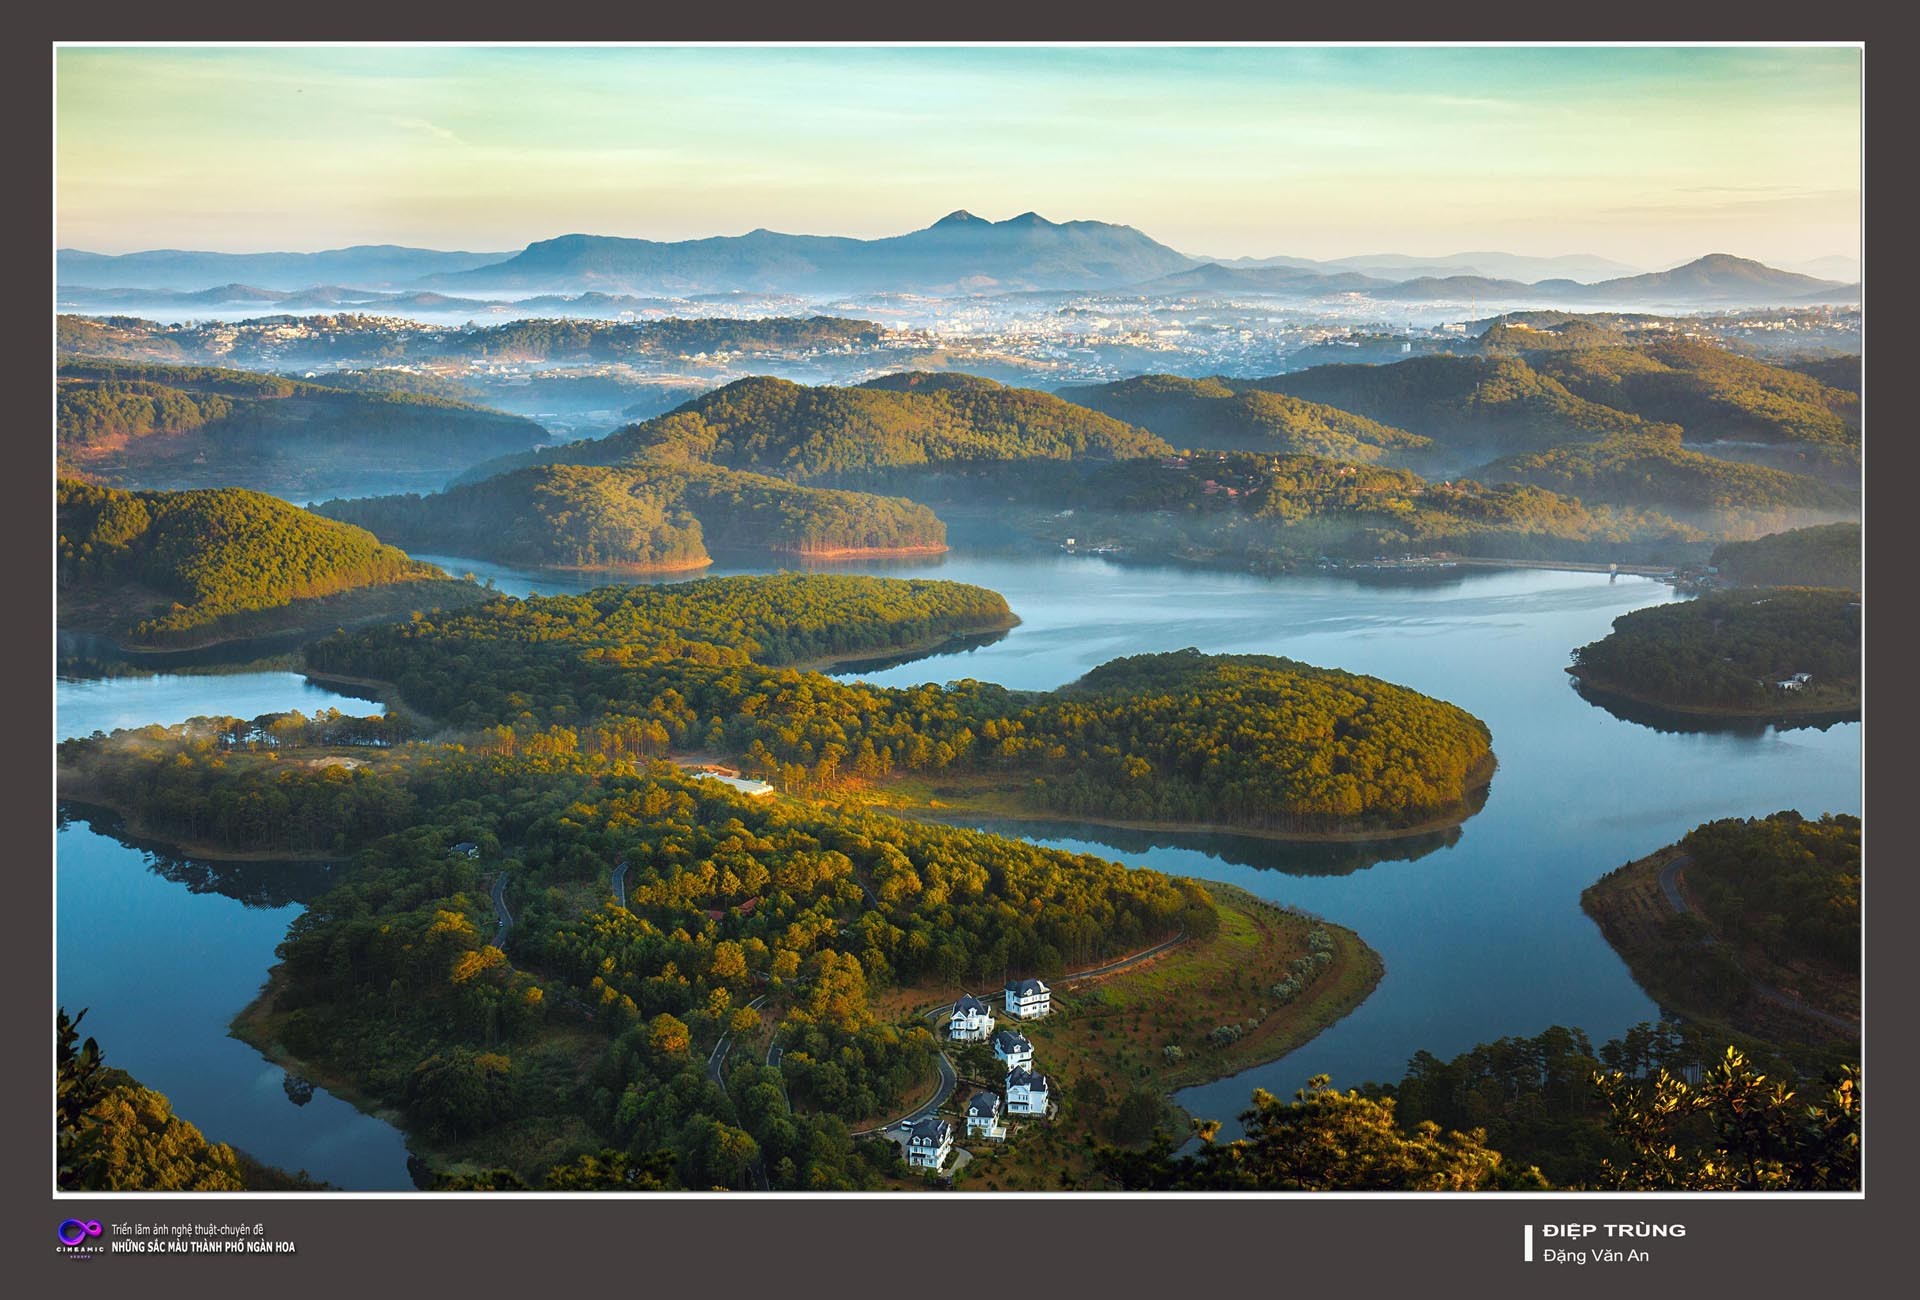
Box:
58, 790, 343, 862
770, 543, 950, 560
889, 752, 1498, 846
60, 577, 488, 660
787, 613, 1022, 673
1567, 666, 1860, 721
1581, 847, 1858, 1052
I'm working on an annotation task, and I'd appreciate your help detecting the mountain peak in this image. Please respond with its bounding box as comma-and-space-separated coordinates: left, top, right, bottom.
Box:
1001, 211, 1055, 228
931, 209, 988, 228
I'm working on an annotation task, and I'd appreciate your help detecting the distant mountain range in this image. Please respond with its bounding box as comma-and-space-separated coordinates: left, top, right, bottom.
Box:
417, 210, 1197, 295
56, 216, 1859, 307
1144, 253, 1857, 306
1208, 250, 1645, 283
55, 245, 512, 292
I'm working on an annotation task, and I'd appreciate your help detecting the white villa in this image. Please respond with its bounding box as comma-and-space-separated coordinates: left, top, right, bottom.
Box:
991, 1028, 1034, 1071
965, 1091, 1007, 1142
1776, 672, 1814, 692
1004, 976, 1052, 1020
905, 1115, 954, 1170
949, 994, 996, 1042
1006, 1066, 1052, 1116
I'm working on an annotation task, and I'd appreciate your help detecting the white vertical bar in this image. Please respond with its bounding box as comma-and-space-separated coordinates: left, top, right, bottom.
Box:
1524, 1225, 1533, 1262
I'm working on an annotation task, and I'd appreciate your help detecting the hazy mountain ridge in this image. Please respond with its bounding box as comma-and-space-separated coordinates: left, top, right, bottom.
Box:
62, 218, 1849, 307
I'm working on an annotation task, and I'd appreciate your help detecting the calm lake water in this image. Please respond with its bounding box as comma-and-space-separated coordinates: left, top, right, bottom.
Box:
55, 550, 1862, 1179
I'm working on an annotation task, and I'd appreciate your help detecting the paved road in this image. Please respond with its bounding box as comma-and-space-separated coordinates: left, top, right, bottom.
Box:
1659, 854, 1692, 913
1061, 931, 1188, 985
706, 993, 769, 1094
490, 873, 513, 950
856, 1032, 958, 1139
611, 859, 629, 910
1655, 852, 1856, 1034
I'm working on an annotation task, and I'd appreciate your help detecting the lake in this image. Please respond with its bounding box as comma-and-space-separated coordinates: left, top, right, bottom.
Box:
55, 549, 1862, 1179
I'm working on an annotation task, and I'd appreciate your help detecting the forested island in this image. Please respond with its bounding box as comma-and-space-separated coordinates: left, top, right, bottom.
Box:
57, 479, 483, 649
1568, 587, 1860, 717
300, 577, 1495, 837
57, 357, 549, 495
1582, 813, 1859, 1057
315, 462, 948, 570
1711, 521, 1860, 589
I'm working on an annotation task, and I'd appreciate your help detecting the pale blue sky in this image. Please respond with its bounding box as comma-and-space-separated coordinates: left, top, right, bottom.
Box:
56, 45, 1863, 265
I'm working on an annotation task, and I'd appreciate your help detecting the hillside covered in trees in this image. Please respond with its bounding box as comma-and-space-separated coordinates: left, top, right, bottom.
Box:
57, 358, 548, 494
1523, 339, 1859, 469
1569, 587, 1860, 714
1246, 338, 1861, 487
1583, 814, 1859, 1054
59, 1009, 321, 1191
1481, 432, 1853, 522
59, 721, 1218, 1188
303, 576, 1495, 835
316, 462, 948, 570
1055, 374, 1434, 463
1258, 354, 1659, 460
468, 372, 1171, 485
1711, 522, 1861, 589
57, 479, 474, 646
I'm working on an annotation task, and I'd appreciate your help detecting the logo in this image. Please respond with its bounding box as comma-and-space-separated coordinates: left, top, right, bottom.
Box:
58, 1220, 103, 1246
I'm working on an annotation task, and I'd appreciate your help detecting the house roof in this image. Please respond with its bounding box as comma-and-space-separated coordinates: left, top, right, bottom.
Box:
1008, 1066, 1050, 1090
992, 1029, 1032, 1053
953, 994, 990, 1015
908, 1115, 952, 1142
1006, 977, 1050, 996
450, 841, 479, 852
967, 1091, 1001, 1116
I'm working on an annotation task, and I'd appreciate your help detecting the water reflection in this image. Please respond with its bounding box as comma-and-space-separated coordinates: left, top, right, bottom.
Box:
1569, 678, 1860, 736
59, 804, 341, 909
920, 813, 1463, 877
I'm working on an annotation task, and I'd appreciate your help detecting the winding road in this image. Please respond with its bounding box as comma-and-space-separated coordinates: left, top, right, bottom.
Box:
611, 858, 629, 910
1658, 853, 1692, 913
1655, 853, 1855, 1035
706, 993, 770, 1094
490, 872, 513, 950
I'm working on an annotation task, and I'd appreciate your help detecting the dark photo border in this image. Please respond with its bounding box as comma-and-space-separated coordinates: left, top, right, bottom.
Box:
8, 8, 1907, 1292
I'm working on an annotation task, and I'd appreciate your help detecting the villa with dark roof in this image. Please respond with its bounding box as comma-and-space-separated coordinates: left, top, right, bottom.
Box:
1004, 976, 1052, 1020
992, 1027, 1034, 1071
965, 1091, 1007, 1141
1006, 1066, 1053, 1116
949, 993, 996, 1042
905, 1115, 954, 1170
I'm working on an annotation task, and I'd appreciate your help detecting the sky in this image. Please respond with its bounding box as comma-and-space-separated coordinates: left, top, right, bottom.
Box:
55, 45, 1863, 268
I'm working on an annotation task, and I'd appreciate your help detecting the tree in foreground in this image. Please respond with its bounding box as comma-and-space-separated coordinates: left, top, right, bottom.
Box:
57, 1006, 248, 1191
1097, 1075, 1538, 1190
1593, 1047, 1860, 1191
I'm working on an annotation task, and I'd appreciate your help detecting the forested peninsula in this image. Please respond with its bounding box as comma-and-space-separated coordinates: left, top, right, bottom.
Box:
315, 462, 948, 570
300, 576, 1496, 837
1568, 587, 1860, 717
57, 478, 483, 649
58, 358, 548, 493
1582, 812, 1859, 1057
